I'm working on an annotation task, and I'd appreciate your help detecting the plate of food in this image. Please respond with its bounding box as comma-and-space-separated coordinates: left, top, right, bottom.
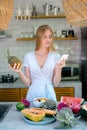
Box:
21, 107, 56, 125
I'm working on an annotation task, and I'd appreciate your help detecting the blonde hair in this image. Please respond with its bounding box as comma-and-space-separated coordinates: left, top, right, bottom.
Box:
35, 25, 55, 51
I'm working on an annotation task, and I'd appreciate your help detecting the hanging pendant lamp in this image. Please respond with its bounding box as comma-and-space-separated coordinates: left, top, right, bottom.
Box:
0, 0, 14, 30
62, 0, 87, 26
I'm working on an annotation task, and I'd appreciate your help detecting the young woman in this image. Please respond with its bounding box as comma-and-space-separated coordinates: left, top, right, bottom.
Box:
9, 25, 65, 102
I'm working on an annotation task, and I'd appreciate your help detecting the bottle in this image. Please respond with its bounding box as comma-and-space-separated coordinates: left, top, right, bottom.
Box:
24, 6, 31, 16
62, 30, 67, 37
24, 6, 31, 20
17, 6, 22, 16
16, 6, 22, 20
68, 26, 74, 37
32, 5, 37, 16
56, 30, 61, 37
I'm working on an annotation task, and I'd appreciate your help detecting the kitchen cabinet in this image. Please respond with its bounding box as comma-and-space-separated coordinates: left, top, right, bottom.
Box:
20, 88, 28, 100
54, 87, 74, 101
20, 87, 74, 101
18, 87, 75, 101
0, 88, 27, 102
0, 88, 20, 102
0, 87, 74, 102
0, 88, 28, 102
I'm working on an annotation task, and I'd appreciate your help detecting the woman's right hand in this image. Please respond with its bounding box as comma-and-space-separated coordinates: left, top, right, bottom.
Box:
9, 63, 22, 73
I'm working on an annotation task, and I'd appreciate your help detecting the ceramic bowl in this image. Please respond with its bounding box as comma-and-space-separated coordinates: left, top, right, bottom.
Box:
32, 97, 48, 108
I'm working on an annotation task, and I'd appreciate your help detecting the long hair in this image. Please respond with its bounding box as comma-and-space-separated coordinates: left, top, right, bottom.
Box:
35, 25, 55, 51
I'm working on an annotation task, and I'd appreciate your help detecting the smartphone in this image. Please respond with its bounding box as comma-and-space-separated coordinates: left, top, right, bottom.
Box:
61, 54, 69, 60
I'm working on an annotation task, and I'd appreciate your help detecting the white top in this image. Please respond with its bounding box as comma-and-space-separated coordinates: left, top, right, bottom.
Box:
23, 51, 60, 102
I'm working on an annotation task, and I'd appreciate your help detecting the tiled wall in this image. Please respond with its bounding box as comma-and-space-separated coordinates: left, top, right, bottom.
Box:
0, 0, 81, 76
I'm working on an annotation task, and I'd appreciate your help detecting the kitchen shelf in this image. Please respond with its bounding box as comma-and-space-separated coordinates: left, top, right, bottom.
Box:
16, 37, 78, 41
15, 14, 66, 19
15, 14, 78, 42
0, 87, 74, 102
16, 37, 35, 41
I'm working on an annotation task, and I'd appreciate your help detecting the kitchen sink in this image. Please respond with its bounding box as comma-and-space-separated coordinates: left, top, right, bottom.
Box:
0, 104, 12, 122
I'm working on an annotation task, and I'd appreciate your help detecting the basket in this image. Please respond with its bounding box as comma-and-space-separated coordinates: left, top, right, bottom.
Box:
62, 0, 87, 26
0, 0, 14, 30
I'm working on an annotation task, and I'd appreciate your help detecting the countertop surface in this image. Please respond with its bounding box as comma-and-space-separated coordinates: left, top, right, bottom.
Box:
0, 78, 26, 88
0, 102, 87, 130
0, 78, 82, 88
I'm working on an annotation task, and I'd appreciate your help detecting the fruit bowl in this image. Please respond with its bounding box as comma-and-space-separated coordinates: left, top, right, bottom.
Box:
21, 99, 30, 107
32, 97, 48, 108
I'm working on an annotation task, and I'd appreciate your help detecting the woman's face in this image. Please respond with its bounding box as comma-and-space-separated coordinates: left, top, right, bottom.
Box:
40, 29, 53, 48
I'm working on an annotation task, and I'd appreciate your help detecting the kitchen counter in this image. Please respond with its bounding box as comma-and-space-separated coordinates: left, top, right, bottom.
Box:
0, 78, 26, 88
0, 102, 87, 130
0, 78, 82, 97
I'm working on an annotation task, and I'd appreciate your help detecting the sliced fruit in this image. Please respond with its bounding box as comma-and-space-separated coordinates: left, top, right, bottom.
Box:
44, 109, 56, 116
21, 108, 45, 122
61, 96, 84, 106
30, 107, 56, 116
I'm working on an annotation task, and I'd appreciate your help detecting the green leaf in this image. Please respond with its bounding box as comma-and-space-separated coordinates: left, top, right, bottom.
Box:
54, 122, 71, 129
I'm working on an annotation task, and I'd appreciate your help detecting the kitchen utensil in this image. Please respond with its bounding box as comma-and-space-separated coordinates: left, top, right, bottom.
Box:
1, 74, 13, 83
